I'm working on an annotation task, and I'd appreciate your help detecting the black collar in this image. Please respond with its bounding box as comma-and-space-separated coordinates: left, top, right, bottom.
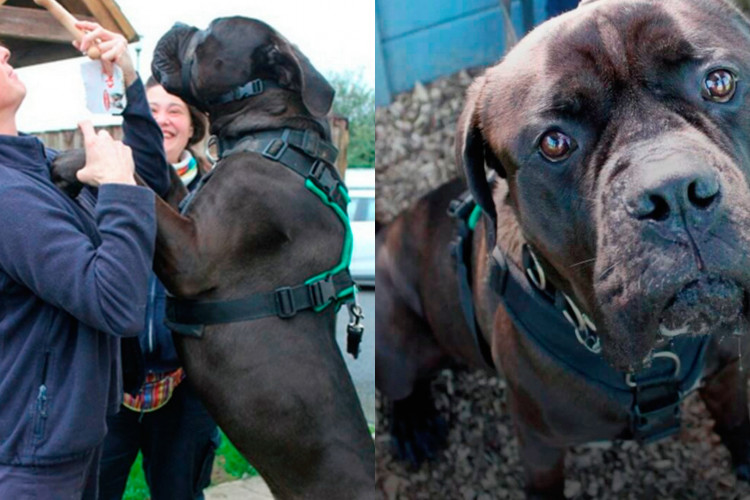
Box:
205, 78, 286, 107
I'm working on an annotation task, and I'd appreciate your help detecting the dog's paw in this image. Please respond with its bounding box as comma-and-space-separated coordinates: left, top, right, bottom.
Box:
50, 148, 86, 199
389, 382, 448, 467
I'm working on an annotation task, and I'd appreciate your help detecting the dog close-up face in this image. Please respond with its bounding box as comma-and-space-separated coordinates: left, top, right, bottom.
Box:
151, 17, 334, 118
461, 0, 750, 370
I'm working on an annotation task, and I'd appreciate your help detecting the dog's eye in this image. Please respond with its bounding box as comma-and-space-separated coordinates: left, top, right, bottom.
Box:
538, 131, 576, 162
703, 69, 737, 103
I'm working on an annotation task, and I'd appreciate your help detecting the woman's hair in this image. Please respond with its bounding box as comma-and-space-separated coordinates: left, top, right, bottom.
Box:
145, 76, 207, 147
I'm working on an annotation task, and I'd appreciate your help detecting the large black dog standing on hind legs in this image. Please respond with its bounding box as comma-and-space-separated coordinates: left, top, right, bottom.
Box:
377, 0, 750, 497
149, 18, 375, 499
55, 16, 374, 500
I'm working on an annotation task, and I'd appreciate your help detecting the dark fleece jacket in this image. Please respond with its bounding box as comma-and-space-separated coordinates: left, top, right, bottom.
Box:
0, 77, 168, 465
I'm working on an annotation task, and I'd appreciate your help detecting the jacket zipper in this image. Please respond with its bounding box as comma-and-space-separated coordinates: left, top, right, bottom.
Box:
148, 279, 156, 352
34, 351, 50, 438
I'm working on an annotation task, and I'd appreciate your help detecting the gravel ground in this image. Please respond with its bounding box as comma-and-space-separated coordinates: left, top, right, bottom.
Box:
374, 70, 750, 499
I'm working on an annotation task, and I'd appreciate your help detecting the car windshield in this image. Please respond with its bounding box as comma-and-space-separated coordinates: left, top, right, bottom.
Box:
348, 194, 375, 222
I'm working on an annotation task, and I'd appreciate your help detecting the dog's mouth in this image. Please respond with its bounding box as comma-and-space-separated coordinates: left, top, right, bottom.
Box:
658, 275, 745, 337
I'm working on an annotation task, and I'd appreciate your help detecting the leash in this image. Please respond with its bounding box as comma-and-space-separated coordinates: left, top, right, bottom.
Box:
449, 191, 710, 443
165, 127, 365, 359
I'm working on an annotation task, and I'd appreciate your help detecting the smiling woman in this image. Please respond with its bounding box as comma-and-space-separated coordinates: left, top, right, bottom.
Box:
96, 76, 218, 500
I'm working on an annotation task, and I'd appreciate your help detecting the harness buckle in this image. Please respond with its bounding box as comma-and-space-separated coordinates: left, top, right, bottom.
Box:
626, 350, 683, 443
308, 277, 336, 309
447, 191, 476, 220
625, 351, 681, 388
309, 160, 342, 202
630, 383, 682, 443
301, 130, 321, 158
249, 79, 264, 95
274, 287, 297, 318
309, 159, 327, 181
262, 138, 288, 161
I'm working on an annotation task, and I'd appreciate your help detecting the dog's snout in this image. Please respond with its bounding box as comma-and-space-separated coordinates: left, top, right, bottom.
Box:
625, 165, 721, 226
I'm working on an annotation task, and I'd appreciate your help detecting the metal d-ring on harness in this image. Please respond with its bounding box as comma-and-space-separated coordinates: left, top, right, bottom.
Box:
165, 127, 365, 358
449, 190, 710, 443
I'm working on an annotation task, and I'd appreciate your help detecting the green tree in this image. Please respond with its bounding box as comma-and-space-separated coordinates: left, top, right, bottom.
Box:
328, 71, 375, 169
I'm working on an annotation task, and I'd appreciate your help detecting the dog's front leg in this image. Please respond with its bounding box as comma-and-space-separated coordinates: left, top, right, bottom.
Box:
152, 196, 207, 296
699, 342, 750, 480
510, 395, 566, 499
50, 148, 86, 198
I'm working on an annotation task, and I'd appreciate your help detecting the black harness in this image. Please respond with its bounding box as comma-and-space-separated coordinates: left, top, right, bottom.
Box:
449, 192, 710, 443
168, 29, 365, 357
164, 125, 365, 358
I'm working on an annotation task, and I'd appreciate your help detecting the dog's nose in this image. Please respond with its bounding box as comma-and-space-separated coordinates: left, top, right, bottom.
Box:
625, 166, 721, 226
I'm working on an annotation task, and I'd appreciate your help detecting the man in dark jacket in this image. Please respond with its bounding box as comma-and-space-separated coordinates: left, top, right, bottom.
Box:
0, 23, 170, 499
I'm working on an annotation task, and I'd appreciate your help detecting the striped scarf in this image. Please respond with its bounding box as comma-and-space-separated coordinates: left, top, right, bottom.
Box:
173, 150, 198, 186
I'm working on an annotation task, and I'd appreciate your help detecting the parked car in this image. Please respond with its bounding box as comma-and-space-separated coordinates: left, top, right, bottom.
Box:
345, 169, 375, 288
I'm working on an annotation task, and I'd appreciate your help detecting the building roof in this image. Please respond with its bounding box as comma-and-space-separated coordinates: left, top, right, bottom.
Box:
1, 0, 138, 68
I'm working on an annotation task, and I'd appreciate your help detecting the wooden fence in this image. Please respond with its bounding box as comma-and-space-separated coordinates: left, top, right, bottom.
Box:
31, 116, 350, 177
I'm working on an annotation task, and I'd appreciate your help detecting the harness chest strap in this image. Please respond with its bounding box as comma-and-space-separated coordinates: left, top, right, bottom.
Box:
165, 269, 356, 335
450, 192, 710, 443
448, 191, 495, 368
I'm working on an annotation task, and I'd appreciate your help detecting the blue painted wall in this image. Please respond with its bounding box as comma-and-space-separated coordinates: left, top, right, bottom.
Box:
376, 0, 578, 105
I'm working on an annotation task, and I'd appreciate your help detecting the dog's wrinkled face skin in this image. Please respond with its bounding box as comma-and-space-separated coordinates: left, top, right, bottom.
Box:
459, 0, 750, 369
151, 17, 334, 119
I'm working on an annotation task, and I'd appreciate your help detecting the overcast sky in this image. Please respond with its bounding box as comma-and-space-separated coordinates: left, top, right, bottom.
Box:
15, 0, 374, 132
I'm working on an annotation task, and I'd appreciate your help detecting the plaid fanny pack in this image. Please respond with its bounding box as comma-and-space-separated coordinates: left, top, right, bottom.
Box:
122, 367, 186, 413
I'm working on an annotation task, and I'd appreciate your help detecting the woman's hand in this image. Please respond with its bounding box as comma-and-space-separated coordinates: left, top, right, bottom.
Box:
76, 121, 136, 187
73, 21, 137, 86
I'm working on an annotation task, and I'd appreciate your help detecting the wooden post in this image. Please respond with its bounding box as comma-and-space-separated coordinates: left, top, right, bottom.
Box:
329, 115, 350, 178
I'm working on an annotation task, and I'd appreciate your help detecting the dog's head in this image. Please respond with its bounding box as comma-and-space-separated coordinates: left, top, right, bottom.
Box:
459, 0, 750, 369
151, 17, 334, 118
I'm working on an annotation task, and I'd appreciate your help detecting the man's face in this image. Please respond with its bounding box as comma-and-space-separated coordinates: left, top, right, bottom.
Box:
0, 46, 26, 115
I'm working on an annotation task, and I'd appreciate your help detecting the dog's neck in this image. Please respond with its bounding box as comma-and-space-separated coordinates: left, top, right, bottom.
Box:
493, 178, 590, 311
207, 90, 331, 142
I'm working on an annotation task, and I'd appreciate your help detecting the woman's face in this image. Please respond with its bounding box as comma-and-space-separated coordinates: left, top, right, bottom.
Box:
147, 84, 193, 164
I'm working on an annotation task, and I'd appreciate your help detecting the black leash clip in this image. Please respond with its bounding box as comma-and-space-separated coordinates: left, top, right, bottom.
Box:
346, 302, 365, 359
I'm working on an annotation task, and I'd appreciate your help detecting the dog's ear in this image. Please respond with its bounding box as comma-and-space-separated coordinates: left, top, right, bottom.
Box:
455, 75, 502, 225
152, 23, 199, 99
269, 37, 335, 118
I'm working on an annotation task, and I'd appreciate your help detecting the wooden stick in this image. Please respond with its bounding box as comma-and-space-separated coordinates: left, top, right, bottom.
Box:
33, 0, 100, 59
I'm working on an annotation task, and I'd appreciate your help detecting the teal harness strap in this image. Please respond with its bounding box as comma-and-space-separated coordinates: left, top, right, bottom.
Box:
304, 181, 356, 310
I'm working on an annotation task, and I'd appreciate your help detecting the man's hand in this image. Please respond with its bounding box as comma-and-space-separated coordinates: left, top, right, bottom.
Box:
76, 121, 136, 187
73, 21, 136, 86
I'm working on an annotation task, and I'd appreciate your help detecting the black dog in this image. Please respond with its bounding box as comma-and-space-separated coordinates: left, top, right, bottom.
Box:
377, 0, 750, 497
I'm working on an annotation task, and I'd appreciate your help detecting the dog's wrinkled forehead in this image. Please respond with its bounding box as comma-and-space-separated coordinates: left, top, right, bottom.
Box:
480, 0, 748, 146
202, 17, 277, 51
